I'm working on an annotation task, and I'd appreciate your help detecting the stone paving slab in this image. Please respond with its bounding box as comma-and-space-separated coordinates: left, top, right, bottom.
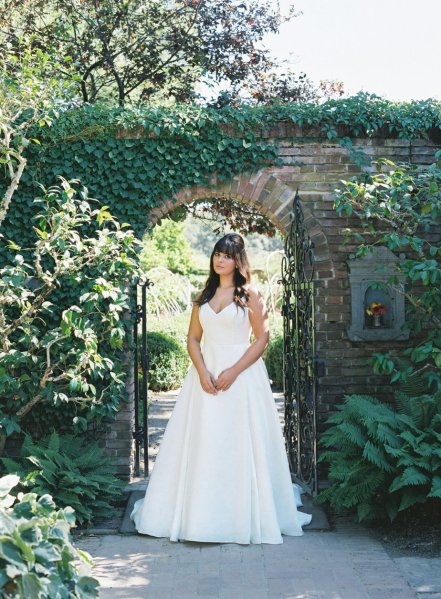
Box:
394, 557, 441, 598
76, 523, 421, 599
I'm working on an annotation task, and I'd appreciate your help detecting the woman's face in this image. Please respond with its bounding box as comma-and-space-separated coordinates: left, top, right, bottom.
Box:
212, 250, 235, 276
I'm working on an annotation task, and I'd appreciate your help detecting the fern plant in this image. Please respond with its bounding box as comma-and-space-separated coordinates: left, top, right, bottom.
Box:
1, 431, 125, 525
316, 392, 441, 522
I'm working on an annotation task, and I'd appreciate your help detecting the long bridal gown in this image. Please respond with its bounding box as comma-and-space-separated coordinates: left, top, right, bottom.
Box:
130, 299, 312, 544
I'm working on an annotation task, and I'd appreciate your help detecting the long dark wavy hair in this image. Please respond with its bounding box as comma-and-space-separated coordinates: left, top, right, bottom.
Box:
195, 233, 251, 310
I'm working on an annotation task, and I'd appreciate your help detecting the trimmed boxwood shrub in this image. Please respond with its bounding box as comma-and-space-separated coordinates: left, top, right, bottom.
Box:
264, 335, 283, 389
148, 311, 191, 347
146, 331, 190, 391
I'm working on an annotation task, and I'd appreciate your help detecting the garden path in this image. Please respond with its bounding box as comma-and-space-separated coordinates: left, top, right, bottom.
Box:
75, 391, 441, 598
76, 519, 434, 598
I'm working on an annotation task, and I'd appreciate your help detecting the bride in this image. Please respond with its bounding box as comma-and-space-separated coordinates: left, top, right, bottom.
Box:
130, 232, 312, 544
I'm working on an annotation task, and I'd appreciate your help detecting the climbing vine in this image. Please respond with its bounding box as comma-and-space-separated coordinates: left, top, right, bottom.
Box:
0, 93, 439, 435
2, 93, 440, 262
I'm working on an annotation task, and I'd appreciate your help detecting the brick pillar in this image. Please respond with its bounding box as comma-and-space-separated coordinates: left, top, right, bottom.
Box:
101, 308, 136, 481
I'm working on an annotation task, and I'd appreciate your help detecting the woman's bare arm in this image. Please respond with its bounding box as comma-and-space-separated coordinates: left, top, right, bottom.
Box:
230, 284, 269, 373
187, 303, 218, 394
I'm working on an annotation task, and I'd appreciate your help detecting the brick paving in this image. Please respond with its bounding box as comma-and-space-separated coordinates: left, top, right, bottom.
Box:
76, 520, 434, 599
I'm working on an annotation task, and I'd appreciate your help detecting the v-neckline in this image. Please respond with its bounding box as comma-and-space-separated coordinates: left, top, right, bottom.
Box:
207, 301, 235, 316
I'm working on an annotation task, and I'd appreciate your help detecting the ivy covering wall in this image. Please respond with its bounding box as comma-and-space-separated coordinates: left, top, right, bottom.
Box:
1, 94, 440, 438
2, 93, 440, 264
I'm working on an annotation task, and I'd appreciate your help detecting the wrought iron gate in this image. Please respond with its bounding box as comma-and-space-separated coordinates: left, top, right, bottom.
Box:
280, 191, 320, 496
132, 279, 153, 477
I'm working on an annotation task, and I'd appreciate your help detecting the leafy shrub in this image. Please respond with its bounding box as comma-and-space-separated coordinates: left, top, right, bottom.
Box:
0, 179, 140, 443
316, 392, 441, 522
140, 218, 193, 276
0, 474, 99, 598
1, 431, 125, 526
264, 335, 283, 389
148, 311, 191, 347
146, 332, 190, 391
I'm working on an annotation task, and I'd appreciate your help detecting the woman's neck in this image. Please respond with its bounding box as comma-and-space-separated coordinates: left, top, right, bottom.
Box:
218, 275, 235, 288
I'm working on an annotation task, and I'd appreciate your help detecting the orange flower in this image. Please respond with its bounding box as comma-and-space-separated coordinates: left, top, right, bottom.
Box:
366, 302, 387, 316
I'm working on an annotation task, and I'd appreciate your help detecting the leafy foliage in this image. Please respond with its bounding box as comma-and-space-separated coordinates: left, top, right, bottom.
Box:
0, 474, 99, 597
0, 179, 141, 440
334, 155, 441, 391
2, 94, 440, 264
211, 70, 345, 108
183, 196, 279, 237
0, 0, 298, 106
146, 331, 190, 391
140, 218, 193, 275
0, 45, 78, 226
141, 267, 192, 317
316, 392, 441, 522
1, 431, 125, 525
264, 335, 283, 389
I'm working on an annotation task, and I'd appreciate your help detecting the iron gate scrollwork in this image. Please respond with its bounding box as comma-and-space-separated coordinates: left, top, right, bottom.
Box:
280, 191, 318, 496
133, 278, 153, 478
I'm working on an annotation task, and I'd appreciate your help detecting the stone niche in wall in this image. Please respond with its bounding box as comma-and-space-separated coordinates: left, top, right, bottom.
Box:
347, 246, 409, 342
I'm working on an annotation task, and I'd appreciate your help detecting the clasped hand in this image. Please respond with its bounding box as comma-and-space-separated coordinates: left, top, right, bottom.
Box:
199, 367, 237, 395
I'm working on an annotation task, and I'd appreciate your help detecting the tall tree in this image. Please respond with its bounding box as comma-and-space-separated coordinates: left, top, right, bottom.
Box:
0, 0, 298, 106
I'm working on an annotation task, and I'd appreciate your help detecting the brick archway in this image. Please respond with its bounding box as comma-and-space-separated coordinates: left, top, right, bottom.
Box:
146, 167, 334, 277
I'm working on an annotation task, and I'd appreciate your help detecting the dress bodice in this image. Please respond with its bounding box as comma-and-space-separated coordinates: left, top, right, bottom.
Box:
198, 301, 251, 346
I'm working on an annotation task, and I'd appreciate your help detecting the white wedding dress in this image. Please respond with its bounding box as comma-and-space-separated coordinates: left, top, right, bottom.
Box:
130, 300, 312, 544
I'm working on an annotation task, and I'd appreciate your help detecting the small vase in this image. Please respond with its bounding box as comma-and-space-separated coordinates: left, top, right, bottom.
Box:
373, 314, 382, 327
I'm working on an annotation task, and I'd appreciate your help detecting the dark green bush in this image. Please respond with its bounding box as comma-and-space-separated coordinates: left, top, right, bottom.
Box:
148, 312, 191, 347
316, 391, 441, 523
264, 335, 283, 389
0, 180, 141, 444
0, 474, 99, 597
1, 431, 125, 525
146, 331, 190, 391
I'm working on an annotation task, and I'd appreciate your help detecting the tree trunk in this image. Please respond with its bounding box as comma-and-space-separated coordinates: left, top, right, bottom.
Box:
0, 154, 27, 227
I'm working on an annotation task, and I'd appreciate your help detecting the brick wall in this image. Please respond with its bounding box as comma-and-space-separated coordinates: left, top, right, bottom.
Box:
112, 127, 441, 479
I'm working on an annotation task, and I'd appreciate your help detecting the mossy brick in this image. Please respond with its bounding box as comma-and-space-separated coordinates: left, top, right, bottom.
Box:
324, 296, 344, 305
111, 421, 133, 431
315, 164, 351, 173
115, 411, 133, 423
113, 448, 132, 458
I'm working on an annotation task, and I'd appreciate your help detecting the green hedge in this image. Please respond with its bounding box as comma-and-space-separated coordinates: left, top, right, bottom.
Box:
264, 335, 283, 389
145, 331, 190, 391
